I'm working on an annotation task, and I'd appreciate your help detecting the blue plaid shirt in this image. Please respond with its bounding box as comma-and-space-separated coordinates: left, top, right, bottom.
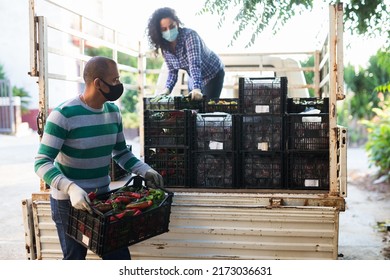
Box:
162, 28, 224, 92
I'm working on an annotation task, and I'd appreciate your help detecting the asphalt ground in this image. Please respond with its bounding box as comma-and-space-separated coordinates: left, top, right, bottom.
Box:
0, 131, 388, 260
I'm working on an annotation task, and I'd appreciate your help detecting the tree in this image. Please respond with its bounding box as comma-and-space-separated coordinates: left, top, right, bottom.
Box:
344, 50, 390, 119
199, 0, 390, 49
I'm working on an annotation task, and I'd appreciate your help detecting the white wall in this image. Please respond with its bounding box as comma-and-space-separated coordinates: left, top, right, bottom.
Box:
0, 0, 39, 109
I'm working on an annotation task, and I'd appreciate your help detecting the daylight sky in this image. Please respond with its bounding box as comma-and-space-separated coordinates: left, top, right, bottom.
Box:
58, 0, 387, 67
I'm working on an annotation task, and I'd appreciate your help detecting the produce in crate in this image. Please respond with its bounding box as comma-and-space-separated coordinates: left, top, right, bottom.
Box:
87, 182, 166, 221
67, 175, 174, 257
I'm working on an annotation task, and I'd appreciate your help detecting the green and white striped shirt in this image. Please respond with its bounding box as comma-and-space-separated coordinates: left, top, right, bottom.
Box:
34, 96, 150, 199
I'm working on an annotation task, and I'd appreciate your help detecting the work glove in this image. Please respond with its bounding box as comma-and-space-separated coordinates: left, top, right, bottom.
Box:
189, 89, 203, 101
157, 87, 170, 96
65, 183, 92, 214
145, 169, 164, 188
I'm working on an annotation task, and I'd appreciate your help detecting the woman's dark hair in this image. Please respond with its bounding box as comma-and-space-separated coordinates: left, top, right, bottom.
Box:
146, 7, 183, 54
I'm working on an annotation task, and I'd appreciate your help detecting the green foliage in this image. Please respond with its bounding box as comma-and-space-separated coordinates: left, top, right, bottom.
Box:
84, 47, 163, 128
1, 63, 31, 114
344, 51, 390, 120
199, 0, 312, 47
121, 112, 139, 129
0, 64, 5, 79
200, 0, 390, 49
12, 86, 31, 114
300, 56, 314, 97
361, 99, 390, 180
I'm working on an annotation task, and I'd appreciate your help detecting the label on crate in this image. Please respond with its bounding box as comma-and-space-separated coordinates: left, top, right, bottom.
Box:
302, 116, 322, 122
255, 105, 270, 113
209, 141, 224, 150
257, 142, 269, 151
305, 179, 319, 187
82, 234, 90, 246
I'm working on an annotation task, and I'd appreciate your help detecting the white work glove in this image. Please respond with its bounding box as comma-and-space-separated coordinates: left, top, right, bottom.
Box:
189, 89, 203, 101
157, 88, 170, 96
65, 183, 92, 214
144, 169, 164, 188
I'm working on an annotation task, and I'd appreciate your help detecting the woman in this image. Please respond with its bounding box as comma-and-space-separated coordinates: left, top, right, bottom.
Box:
147, 7, 225, 101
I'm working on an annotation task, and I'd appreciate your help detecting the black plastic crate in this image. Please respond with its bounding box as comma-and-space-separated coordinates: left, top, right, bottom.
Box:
195, 113, 237, 151
193, 151, 236, 188
285, 151, 329, 190
110, 145, 131, 181
109, 160, 129, 181
285, 113, 329, 150
239, 77, 287, 115
238, 114, 284, 151
239, 152, 284, 189
144, 147, 191, 187
144, 96, 176, 110
144, 110, 195, 147
67, 176, 173, 257
174, 96, 205, 112
286, 97, 329, 114
205, 98, 240, 114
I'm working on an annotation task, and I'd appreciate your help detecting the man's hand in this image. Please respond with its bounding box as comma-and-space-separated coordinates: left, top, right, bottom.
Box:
189, 89, 203, 101
66, 184, 92, 214
145, 169, 164, 188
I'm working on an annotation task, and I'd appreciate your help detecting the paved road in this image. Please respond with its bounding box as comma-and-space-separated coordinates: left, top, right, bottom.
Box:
0, 132, 388, 260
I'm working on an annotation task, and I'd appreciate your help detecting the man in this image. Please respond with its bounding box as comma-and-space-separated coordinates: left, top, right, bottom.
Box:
34, 56, 163, 260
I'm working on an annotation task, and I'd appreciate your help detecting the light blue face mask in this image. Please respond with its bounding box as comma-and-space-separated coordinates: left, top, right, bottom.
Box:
162, 26, 179, 42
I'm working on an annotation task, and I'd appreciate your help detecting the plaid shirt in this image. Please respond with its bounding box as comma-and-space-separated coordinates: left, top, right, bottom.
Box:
163, 28, 223, 92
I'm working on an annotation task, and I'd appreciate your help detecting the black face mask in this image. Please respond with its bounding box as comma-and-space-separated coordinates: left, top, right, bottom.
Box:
99, 79, 124, 101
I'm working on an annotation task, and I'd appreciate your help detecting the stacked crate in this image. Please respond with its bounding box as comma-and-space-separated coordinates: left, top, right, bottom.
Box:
284, 98, 329, 190
237, 77, 287, 189
192, 112, 238, 188
143, 99, 196, 187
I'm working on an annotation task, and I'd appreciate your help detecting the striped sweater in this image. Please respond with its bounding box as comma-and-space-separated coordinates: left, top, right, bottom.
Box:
34, 96, 150, 200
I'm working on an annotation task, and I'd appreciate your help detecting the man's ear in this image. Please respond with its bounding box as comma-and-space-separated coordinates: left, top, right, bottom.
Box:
93, 78, 101, 89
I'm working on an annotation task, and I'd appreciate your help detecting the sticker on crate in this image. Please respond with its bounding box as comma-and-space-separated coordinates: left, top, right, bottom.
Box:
196, 113, 234, 151
66, 176, 173, 257
240, 115, 283, 151
239, 77, 287, 115
286, 152, 329, 190
286, 112, 329, 150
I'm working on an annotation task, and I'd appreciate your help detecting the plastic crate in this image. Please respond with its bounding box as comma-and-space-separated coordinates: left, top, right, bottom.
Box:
205, 98, 240, 114
144, 147, 191, 187
144, 110, 195, 147
239, 152, 284, 189
285, 113, 329, 150
144, 96, 176, 110
239, 77, 287, 115
66, 176, 173, 257
238, 114, 283, 151
286, 97, 329, 114
195, 113, 236, 151
193, 151, 236, 188
285, 151, 329, 190
109, 160, 129, 181
110, 145, 131, 181
174, 96, 204, 111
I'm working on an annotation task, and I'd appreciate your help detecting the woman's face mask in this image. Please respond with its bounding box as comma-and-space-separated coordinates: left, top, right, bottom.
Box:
162, 26, 179, 42
99, 79, 124, 101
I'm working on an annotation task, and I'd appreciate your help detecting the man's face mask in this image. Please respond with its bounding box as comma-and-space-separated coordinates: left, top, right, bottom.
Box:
99, 79, 124, 101
162, 26, 179, 42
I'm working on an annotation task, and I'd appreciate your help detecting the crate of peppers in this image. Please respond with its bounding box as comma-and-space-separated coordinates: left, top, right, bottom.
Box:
66, 175, 174, 257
